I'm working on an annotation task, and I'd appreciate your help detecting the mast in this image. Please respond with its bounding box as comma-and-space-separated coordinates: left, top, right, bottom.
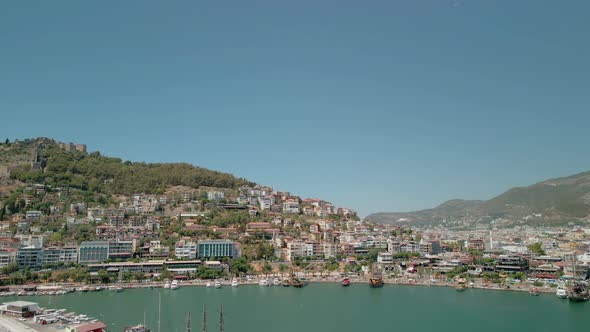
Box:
186, 311, 192, 332
201, 304, 207, 332
158, 293, 161, 332
218, 305, 224, 332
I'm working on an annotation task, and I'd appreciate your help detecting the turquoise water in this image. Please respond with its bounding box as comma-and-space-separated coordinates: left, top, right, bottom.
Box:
5, 284, 589, 332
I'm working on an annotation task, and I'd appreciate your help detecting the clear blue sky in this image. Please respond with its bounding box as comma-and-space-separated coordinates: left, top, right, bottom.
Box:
1, 1, 589, 216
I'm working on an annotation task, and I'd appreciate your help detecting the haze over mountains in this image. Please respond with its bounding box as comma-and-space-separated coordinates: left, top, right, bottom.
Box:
366, 170, 590, 226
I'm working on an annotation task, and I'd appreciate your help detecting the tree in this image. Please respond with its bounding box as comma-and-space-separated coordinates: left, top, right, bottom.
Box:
262, 262, 272, 275
4, 138, 8, 145
160, 268, 172, 280
527, 243, 545, 255
367, 249, 380, 263
97, 270, 111, 284
230, 257, 251, 276
1, 263, 19, 275
278, 264, 288, 275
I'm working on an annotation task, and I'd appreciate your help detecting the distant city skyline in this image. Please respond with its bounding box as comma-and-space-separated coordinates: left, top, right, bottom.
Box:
2, 1, 590, 216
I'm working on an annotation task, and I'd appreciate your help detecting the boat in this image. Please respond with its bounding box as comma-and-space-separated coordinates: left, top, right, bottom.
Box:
259, 278, 270, 287
272, 277, 281, 286
163, 281, 170, 289
206, 281, 212, 288
556, 287, 567, 299
231, 278, 239, 287
341, 277, 350, 287
567, 282, 590, 302
455, 278, 467, 291
369, 276, 384, 288
289, 273, 305, 288
281, 278, 290, 287
109, 286, 124, 292
170, 280, 179, 290
124, 325, 150, 332
529, 287, 540, 296
214, 280, 222, 289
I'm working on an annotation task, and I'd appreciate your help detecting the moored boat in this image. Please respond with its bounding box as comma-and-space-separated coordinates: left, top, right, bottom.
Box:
567, 282, 590, 302
529, 287, 539, 296
163, 281, 171, 289
289, 273, 305, 288
109, 286, 124, 292
369, 276, 384, 288
124, 325, 150, 332
455, 278, 467, 291
231, 278, 239, 287
281, 278, 290, 287
170, 280, 179, 290
342, 277, 350, 287
259, 278, 270, 287
556, 287, 567, 299
272, 277, 281, 286
214, 280, 222, 289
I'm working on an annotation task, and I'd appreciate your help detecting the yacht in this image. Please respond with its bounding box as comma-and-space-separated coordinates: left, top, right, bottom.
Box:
272, 277, 281, 286
259, 278, 270, 287
163, 281, 171, 289
170, 280, 179, 290
214, 280, 222, 289
556, 287, 567, 299
231, 279, 239, 287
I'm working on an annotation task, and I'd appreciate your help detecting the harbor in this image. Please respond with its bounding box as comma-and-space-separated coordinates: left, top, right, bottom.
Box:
0, 283, 588, 332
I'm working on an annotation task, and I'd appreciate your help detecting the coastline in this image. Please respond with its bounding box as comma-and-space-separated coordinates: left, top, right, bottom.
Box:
1, 276, 556, 297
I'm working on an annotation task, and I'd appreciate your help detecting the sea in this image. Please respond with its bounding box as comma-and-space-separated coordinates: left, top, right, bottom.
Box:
5, 284, 589, 332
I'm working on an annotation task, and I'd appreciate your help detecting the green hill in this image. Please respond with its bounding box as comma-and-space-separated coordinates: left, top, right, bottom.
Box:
2, 138, 254, 195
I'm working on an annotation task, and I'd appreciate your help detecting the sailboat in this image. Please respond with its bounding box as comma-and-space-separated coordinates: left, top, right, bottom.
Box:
202, 304, 207, 332
185, 311, 191, 332
124, 311, 151, 332
567, 259, 590, 302
218, 305, 224, 332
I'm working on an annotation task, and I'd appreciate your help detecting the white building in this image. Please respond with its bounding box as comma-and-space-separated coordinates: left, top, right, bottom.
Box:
377, 252, 394, 264
25, 211, 42, 221
175, 240, 197, 260
283, 201, 300, 214
207, 191, 225, 202
322, 243, 338, 258
259, 197, 274, 211
287, 241, 304, 261
0, 250, 16, 268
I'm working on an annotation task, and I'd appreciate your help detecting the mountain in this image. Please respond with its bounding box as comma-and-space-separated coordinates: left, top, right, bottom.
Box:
366, 171, 590, 226
366, 199, 483, 225
0, 138, 254, 195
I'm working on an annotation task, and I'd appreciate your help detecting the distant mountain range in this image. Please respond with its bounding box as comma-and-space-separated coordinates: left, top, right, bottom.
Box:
366, 170, 590, 226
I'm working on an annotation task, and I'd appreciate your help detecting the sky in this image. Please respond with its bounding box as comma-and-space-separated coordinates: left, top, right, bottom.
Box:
1, 1, 589, 216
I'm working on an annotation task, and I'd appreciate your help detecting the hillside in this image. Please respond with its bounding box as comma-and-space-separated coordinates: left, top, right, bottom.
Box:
366, 171, 590, 226
366, 199, 483, 225
1, 138, 254, 195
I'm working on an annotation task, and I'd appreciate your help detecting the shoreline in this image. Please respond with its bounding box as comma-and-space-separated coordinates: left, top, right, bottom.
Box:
1, 277, 556, 297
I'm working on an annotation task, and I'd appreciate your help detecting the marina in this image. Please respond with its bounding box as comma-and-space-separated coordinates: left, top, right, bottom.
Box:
1, 283, 589, 332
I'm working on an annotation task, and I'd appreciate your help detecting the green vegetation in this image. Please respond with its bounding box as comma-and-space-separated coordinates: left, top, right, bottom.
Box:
527, 243, 545, 255
230, 257, 252, 276
10, 142, 254, 195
